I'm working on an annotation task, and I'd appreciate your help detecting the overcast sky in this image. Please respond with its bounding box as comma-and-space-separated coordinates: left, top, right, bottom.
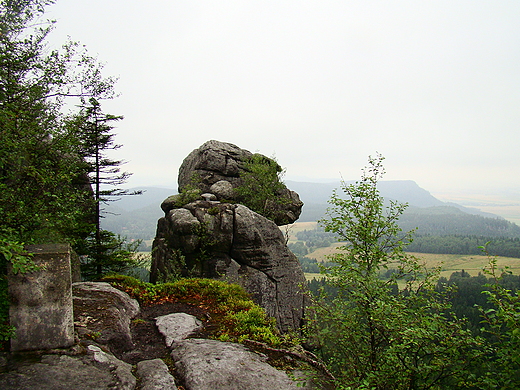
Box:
46, 1, 520, 197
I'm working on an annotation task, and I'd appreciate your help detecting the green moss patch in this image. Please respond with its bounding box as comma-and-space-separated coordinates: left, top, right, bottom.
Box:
104, 275, 294, 348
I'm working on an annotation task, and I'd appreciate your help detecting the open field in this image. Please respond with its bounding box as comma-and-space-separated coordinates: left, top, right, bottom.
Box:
408, 252, 520, 278
283, 221, 319, 242
304, 272, 323, 281
306, 242, 344, 261
304, 245, 520, 278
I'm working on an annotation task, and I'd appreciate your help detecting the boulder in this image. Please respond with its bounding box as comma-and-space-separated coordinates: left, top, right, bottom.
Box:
87, 345, 136, 390
155, 313, 203, 348
136, 359, 177, 390
178, 140, 252, 194
151, 201, 308, 333
171, 338, 304, 390
73, 282, 140, 353
0, 353, 135, 390
176, 140, 303, 225
209, 180, 234, 200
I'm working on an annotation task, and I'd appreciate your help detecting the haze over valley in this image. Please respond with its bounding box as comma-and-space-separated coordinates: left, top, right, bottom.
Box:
102, 180, 520, 244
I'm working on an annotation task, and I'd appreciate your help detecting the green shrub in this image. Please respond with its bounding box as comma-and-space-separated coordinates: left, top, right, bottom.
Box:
105, 275, 288, 347
234, 154, 290, 223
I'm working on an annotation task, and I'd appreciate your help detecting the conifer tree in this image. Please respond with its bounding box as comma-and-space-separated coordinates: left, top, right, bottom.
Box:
0, 0, 117, 339
68, 97, 142, 278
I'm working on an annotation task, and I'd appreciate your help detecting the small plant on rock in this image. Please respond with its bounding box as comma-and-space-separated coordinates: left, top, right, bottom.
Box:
106, 275, 289, 348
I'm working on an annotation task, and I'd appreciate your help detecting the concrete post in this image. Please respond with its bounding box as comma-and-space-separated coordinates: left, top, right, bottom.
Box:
8, 244, 74, 351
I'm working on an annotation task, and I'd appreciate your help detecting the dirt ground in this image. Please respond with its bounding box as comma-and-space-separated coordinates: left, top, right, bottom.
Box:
117, 301, 215, 365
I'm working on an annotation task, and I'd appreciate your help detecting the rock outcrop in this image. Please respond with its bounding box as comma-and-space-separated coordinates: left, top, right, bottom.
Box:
155, 313, 203, 347
0, 282, 320, 390
0, 353, 130, 390
72, 282, 140, 354
175, 140, 303, 226
172, 338, 308, 390
136, 359, 178, 390
150, 140, 308, 333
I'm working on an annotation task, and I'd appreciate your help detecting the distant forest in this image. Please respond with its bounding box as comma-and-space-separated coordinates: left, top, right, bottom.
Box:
399, 207, 520, 257
399, 207, 520, 238
307, 271, 520, 335
291, 210, 520, 268
406, 235, 520, 258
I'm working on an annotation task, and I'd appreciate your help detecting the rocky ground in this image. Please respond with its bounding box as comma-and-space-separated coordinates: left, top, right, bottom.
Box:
120, 301, 211, 364
0, 283, 326, 390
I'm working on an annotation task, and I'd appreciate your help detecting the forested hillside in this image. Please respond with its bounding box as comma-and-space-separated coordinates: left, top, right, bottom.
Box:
400, 206, 520, 237
102, 181, 519, 253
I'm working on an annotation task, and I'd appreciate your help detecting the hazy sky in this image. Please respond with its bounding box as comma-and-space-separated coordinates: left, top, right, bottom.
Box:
46, 1, 520, 196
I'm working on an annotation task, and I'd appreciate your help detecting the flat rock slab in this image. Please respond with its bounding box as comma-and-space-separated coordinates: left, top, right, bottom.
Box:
155, 313, 202, 347
136, 358, 177, 390
0, 353, 134, 390
88, 345, 136, 390
171, 338, 303, 390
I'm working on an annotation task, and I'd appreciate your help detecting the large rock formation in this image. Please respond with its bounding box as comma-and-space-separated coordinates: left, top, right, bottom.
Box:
150, 140, 308, 333
176, 139, 303, 226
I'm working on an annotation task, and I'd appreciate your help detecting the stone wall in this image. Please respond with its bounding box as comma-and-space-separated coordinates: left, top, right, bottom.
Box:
8, 244, 74, 351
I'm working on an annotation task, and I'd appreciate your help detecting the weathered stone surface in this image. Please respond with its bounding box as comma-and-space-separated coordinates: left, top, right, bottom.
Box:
209, 180, 234, 200
88, 345, 136, 390
73, 282, 140, 353
155, 313, 203, 347
8, 244, 74, 351
0, 353, 134, 390
171, 339, 303, 390
178, 140, 252, 194
176, 140, 303, 225
151, 201, 308, 333
228, 204, 308, 331
136, 358, 178, 390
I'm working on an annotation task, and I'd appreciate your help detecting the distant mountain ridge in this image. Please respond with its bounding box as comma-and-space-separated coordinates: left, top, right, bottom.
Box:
285, 180, 498, 222
101, 181, 511, 243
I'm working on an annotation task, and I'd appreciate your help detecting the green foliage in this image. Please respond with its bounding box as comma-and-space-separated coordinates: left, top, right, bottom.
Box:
0, 0, 115, 244
0, 0, 118, 248
170, 188, 202, 208
65, 98, 143, 279
435, 271, 491, 334
67, 97, 135, 202
407, 234, 520, 258
78, 230, 144, 280
106, 276, 287, 347
0, 239, 38, 275
234, 154, 290, 223
475, 246, 520, 389
308, 154, 481, 389
165, 174, 203, 209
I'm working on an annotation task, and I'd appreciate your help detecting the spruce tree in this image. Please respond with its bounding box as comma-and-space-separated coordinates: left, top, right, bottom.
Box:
68, 97, 142, 278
